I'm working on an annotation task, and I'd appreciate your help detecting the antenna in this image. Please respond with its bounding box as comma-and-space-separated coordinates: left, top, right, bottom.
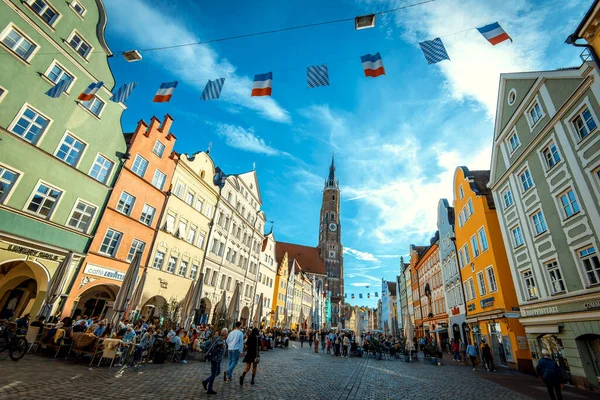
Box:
207, 141, 213, 153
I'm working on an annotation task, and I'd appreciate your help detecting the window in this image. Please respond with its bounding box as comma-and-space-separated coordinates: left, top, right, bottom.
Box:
458, 185, 464, 200
532, 211, 547, 235
140, 204, 156, 226
520, 169, 533, 192
194, 198, 204, 213
178, 260, 188, 277
152, 251, 165, 269
187, 226, 197, 244
579, 246, 600, 286
522, 270, 538, 299
55, 133, 86, 166
468, 278, 476, 301
126, 239, 145, 262
528, 102, 543, 126
68, 32, 91, 58
10, 106, 49, 144
46, 63, 74, 91
80, 96, 104, 117
185, 191, 194, 206
458, 212, 464, 227
546, 261, 565, 294
486, 267, 498, 292
99, 228, 122, 257
1, 26, 37, 61
227, 276, 232, 290
508, 131, 520, 153
70, 1, 86, 16
220, 274, 226, 289
542, 142, 561, 170
116, 192, 135, 216
165, 214, 176, 232
131, 155, 149, 177
512, 226, 524, 248
466, 199, 474, 216
190, 264, 198, 280
67, 200, 96, 232
478, 228, 488, 252
166, 256, 177, 273
178, 219, 188, 237
27, 183, 62, 218
152, 141, 165, 157
0, 166, 19, 203
502, 188, 514, 209
29, 0, 60, 26
152, 170, 166, 190
471, 236, 480, 257
572, 107, 597, 141
462, 244, 471, 265
204, 204, 213, 218
173, 182, 185, 198
559, 189, 580, 218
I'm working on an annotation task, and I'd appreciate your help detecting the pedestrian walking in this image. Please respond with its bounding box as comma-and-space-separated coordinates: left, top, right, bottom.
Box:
452, 340, 460, 361
466, 341, 478, 371
300, 331, 305, 348
343, 335, 350, 357
536, 349, 563, 400
202, 328, 228, 395
239, 328, 261, 386
314, 335, 319, 353
308, 331, 314, 348
481, 339, 496, 372
225, 321, 244, 381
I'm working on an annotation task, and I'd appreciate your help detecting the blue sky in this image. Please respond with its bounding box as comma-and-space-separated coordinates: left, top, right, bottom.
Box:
103, 0, 590, 307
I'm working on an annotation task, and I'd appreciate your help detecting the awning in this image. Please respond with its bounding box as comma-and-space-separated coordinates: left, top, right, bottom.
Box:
430, 328, 448, 333
525, 325, 560, 334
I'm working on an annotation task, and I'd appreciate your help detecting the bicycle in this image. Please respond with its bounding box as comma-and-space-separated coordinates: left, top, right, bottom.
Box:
0, 322, 28, 361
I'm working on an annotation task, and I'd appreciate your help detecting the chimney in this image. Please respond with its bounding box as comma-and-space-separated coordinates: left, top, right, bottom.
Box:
148, 116, 161, 135
160, 114, 174, 135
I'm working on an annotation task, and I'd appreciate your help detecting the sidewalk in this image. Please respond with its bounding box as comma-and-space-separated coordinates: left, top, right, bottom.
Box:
432, 352, 598, 400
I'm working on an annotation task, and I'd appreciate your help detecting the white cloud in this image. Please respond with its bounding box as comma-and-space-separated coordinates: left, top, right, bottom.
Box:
104, 0, 290, 123
350, 282, 372, 287
344, 247, 379, 262
213, 123, 289, 156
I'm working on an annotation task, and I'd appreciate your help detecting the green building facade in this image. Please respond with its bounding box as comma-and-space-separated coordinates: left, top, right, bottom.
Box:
0, 0, 126, 319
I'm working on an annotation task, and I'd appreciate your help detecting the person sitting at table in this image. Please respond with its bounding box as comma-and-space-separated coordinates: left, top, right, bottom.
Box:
30, 315, 46, 329
14, 313, 30, 330
131, 327, 155, 367
72, 319, 87, 333
93, 320, 106, 337
170, 329, 190, 364
115, 325, 136, 367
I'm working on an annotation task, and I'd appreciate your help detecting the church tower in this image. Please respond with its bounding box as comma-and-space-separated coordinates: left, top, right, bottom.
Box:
318, 155, 344, 327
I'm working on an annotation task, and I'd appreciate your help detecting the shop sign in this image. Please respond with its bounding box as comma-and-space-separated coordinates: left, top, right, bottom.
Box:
439, 322, 448, 328
467, 303, 476, 312
480, 297, 495, 308
4, 243, 60, 261
504, 312, 521, 319
584, 301, 600, 310
451, 306, 461, 315
84, 263, 125, 282
520, 306, 559, 317
517, 336, 528, 350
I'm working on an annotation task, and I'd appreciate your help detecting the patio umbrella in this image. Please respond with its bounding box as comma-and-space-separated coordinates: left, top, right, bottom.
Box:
252, 293, 263, 328
214, 290, 227, 324
298, 308, 304, 330
283, 307, 288, 329
187, 272, 204, 329
179, 281, 195, 326
110, 251, 142, 331
404, 313, 414, 352
40, 251, 74, 318
226, 283, 241, 327
273, 305, 279, 327
306, 309, 312, 329
128, 266, 148, 319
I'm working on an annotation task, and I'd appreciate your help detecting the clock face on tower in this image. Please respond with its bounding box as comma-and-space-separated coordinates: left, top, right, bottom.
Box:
329, 223, 337, 232
329, 251, 336, 258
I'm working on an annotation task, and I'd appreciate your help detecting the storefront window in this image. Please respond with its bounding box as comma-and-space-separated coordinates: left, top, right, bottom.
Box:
540, 334, 573, 385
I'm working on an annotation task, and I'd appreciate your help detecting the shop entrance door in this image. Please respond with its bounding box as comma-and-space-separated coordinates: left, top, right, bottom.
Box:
488, 322, 507, 366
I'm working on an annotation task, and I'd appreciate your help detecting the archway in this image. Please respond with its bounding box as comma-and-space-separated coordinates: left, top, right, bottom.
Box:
0, 259, 49, 319
576, 333, 600, 390
76, 283, 119, 320
140, 295, 167, 323
198, 297, 211, 325
452, 323, 461, 342
240, 306, 250, 327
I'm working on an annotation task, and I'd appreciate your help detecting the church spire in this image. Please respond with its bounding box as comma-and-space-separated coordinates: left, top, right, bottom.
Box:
325, 154, 338, 188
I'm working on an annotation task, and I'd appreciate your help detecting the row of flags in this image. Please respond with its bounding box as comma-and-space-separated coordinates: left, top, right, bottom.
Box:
345, 292, 379, 299
44, 22, 511, 103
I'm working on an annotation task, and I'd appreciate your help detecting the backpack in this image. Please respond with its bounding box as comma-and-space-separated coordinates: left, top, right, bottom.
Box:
201, 339, 215, 357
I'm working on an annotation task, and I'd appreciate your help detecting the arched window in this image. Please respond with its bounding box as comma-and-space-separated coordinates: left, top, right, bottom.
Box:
330, 212, 335, 220
332, 194, 335, 200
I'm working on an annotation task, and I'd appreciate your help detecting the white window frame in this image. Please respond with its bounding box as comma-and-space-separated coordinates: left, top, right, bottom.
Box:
540, 140, 561, 171
8, 103, 52, 146
458, 185, 464, 200
477, 271, 487, 296
43, 60, 76, 93
0, 162, 23, 204
116, 191, 136, 216
88, 152, 114, 184
66, 198, 97, 233
24, 180, 64, 220
507, 129, 521, 154
466, 199, 474, 217
558, 188, 581, 220
78, 95, 105, 118
66, 29, 93, 60
140, 203, 156, 226
151, 251, 165, 270
185, 190, 194, 206
131, 154, 149, 178
0, 86, 7, 103
26, 0, 62, 27
99, 227, 123, 257
519, 168, 534, 193
54, 131, 87, 168
485, 266, 498, 293
0, 23, 40, 63
152, 169, 166, 190
178, 260, 188, 277
152, 140, 165, 158
126, 239, 146, 262
526, 96, 545, 131
569, 102, 599, 143
470, 235, 480, 258
69, 0, 87, 18
502, 186, 514, 209
194, 197, 204, 213
173, 181, 185, 198
166, 256, 177, 274
531, 210, 548, 236
544, 259, 566, 295
521, 269, 538, 300
512, 225, 524, 248
478, 227, 489, 252
578, 245, 600, 287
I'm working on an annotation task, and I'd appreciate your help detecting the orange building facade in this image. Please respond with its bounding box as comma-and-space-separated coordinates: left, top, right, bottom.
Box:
63, 115, 177, 319
453, 167, 532, 373
410, 245, 424, 338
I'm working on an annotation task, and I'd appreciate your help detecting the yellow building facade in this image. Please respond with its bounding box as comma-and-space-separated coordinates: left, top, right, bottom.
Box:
453, 167, 532, 373
271, 251, 289, 327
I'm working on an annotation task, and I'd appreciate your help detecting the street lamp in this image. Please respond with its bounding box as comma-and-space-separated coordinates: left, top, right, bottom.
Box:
355, 14, 376, 30
122, 50, 142, 62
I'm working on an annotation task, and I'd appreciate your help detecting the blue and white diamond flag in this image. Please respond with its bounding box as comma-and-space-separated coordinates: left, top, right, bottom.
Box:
45, 79, 71, 98
418, 38, 450, 65
307, 64, 330, 88
200, 78, 226, 100
110, 82, 138, 103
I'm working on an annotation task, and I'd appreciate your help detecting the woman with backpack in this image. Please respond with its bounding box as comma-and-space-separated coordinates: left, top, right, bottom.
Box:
239, 328, 260, 386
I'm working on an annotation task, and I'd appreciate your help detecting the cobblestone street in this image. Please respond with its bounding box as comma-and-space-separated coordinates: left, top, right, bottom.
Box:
2, 343, 595, 400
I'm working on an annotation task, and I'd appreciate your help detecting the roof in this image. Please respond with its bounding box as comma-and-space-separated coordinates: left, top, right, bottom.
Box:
276, 241, 326, 275
569, 0, 600, 41
459, 167, 495, 209
387, 281, 397, 294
